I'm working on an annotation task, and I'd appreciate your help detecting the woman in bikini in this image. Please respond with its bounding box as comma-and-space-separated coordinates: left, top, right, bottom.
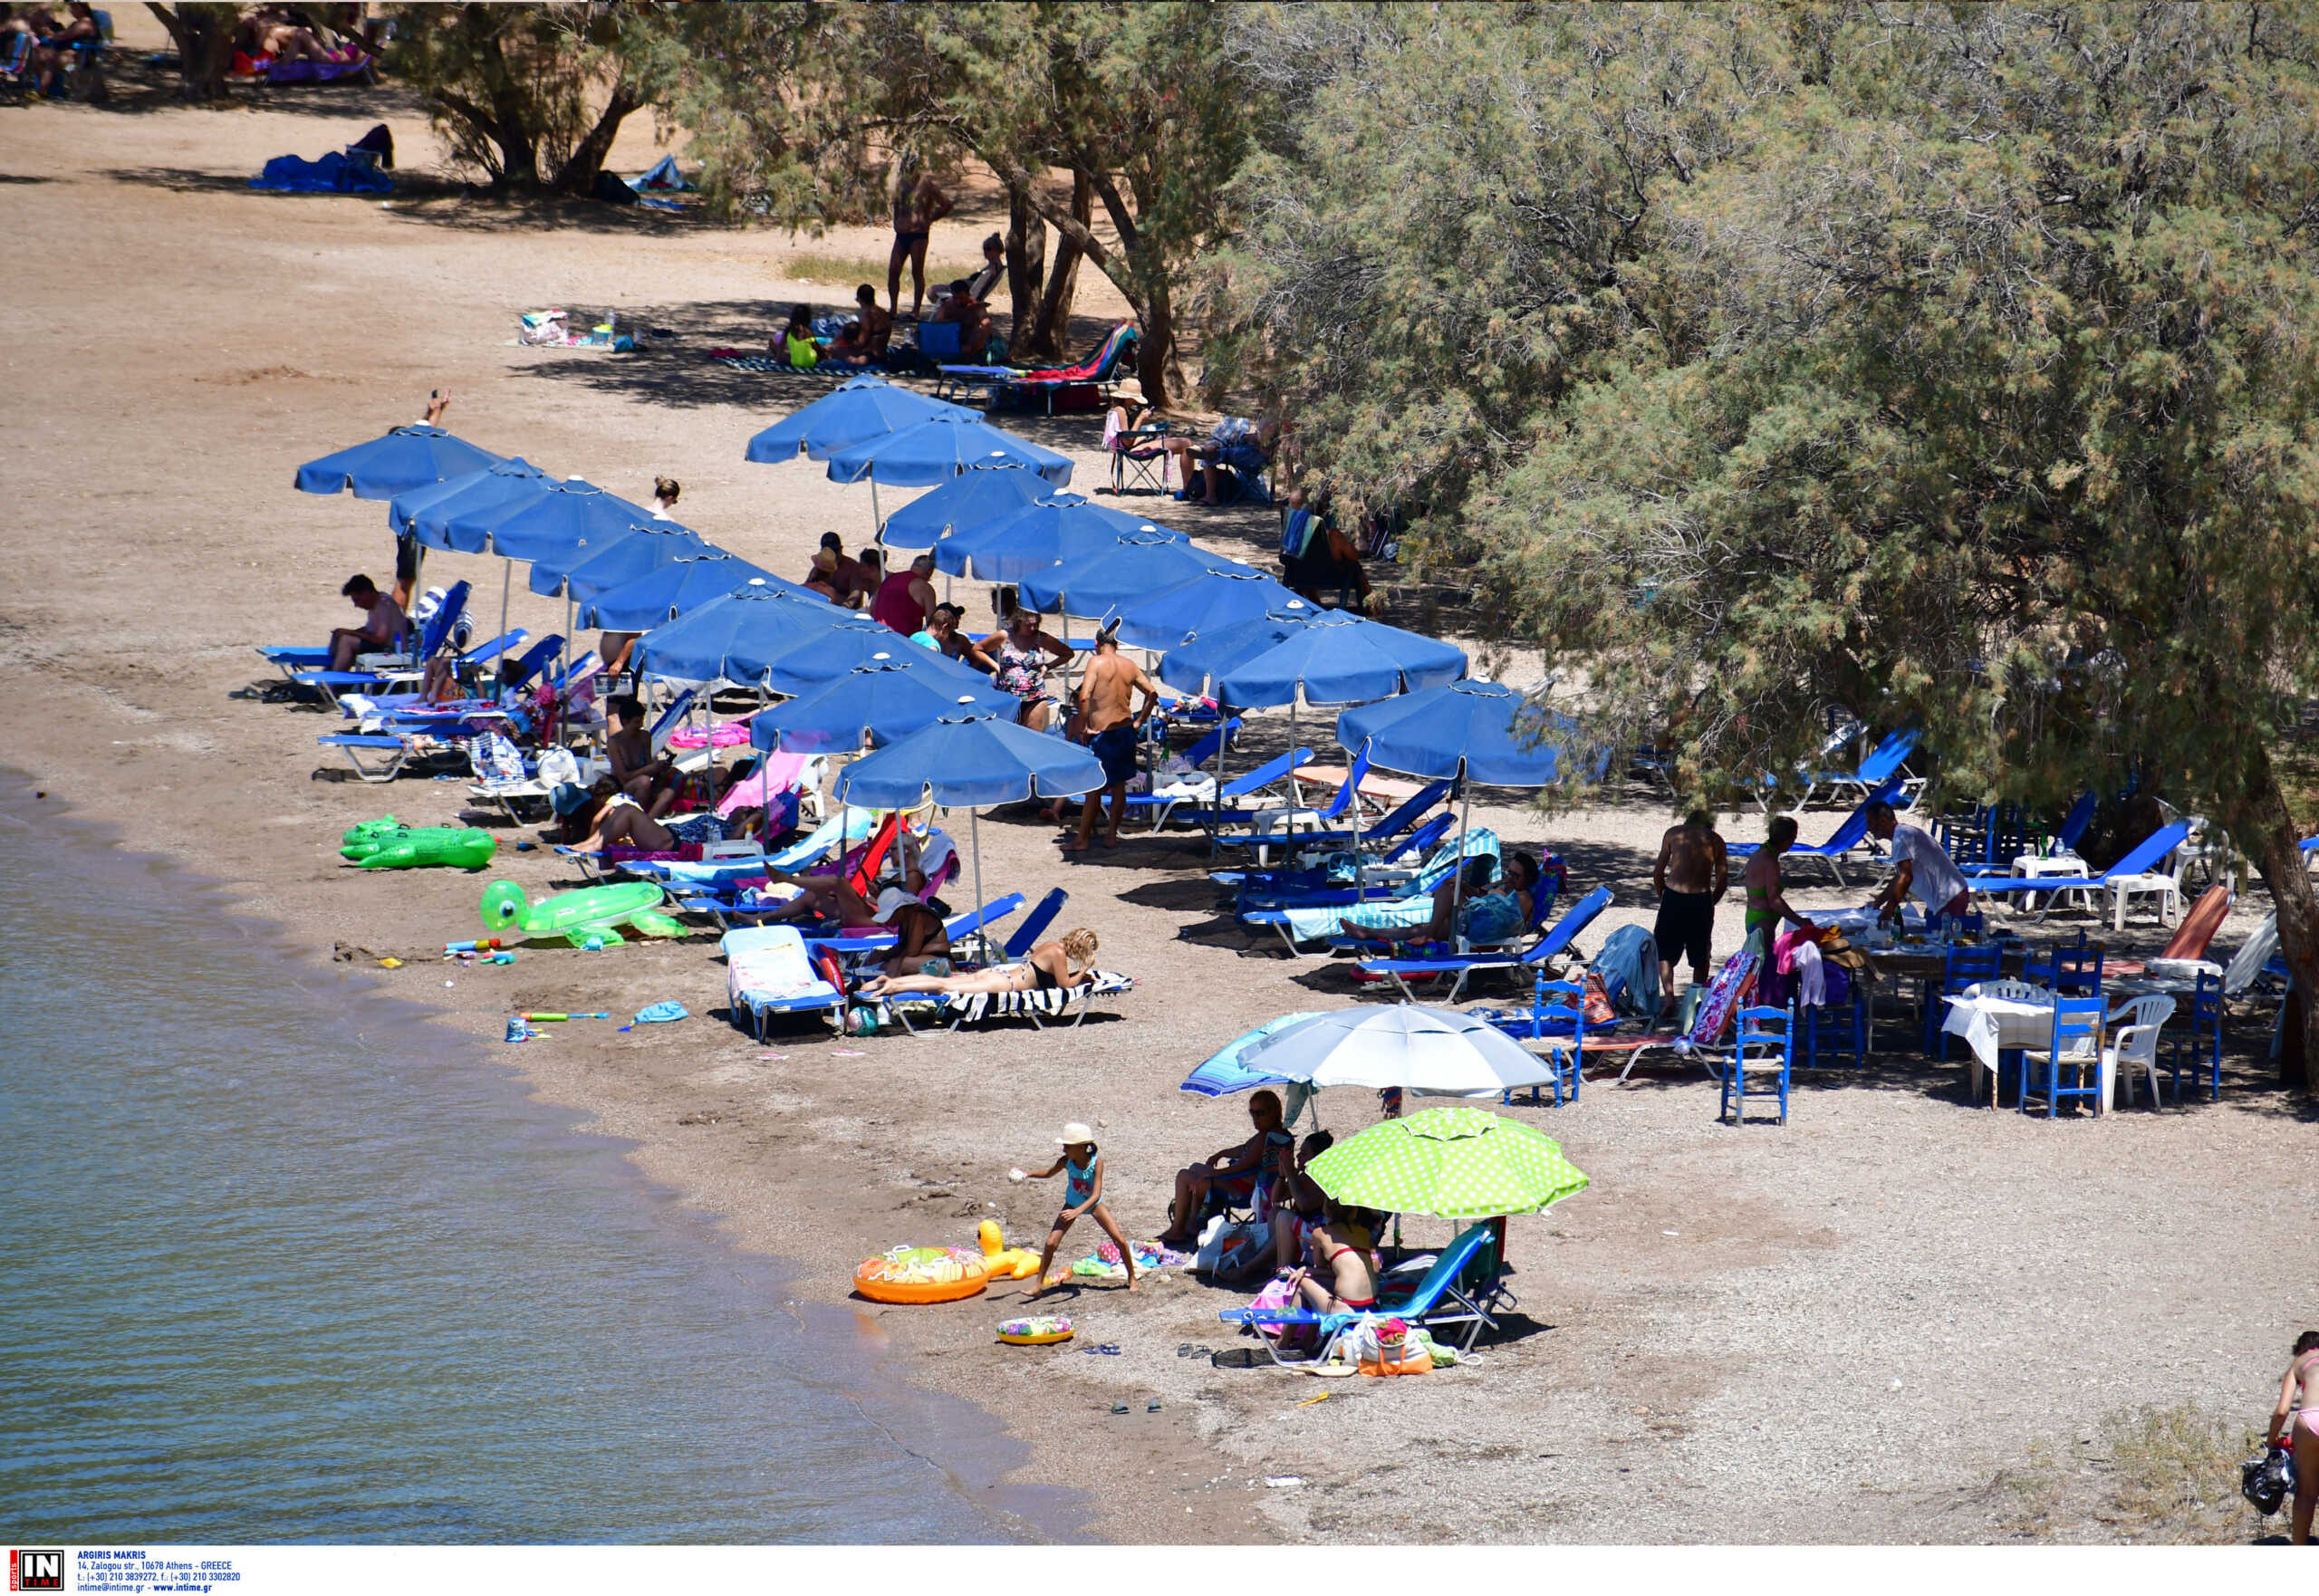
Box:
857, 929, 1098, 1000
1742, 815, 1812, 948
2266, 1329, 2319, 1543
1283, 1206, 1378, 1314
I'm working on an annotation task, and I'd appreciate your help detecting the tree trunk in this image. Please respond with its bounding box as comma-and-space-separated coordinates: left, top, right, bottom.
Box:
1004, 182, 1046, 348
147, 3, 236, 100
551, 83, 640, 195
2224, 747, 2319, 1094
1137, 274, 1185, 404
1028, 170, 1092, 360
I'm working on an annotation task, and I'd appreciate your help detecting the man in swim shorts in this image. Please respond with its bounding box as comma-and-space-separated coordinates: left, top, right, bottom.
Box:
1652, 808, 1728, 1014
1067, 622, 1156, 853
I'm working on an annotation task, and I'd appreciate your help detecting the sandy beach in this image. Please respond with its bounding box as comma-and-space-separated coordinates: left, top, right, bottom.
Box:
5, 55, 2314, 1544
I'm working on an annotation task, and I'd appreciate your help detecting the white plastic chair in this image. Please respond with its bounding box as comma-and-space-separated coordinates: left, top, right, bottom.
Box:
2109, 835, 2187, 929
2103, 994, 2176, 1110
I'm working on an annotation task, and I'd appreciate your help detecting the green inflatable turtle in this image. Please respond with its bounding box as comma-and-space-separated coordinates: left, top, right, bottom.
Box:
477, 880, 682, 947
342, 817, 499, 870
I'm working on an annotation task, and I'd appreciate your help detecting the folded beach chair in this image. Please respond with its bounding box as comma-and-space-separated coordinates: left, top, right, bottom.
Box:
724, 925, 847, 1036
1725, 780, 1902, 889
1217, 1222, 1508, 1368
1358, 885, 1614, 1003
1968, 822, 2192, 927
1123, 717, 1244, 832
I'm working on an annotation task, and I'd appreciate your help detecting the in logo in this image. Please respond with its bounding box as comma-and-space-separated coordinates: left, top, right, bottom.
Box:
9, 1550, 63, 1592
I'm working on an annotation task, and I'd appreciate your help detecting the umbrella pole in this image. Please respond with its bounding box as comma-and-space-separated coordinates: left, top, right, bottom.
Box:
1449, 774, 1471, 947
871, 479, 882, 544
497, 561, 511, 658
970, 804, 986, 944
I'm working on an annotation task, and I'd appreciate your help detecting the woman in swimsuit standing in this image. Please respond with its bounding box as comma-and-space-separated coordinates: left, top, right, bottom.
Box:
857, 928, 1097, 1000
969, 608, 1075, 732
1742, 815, 1812, 949
2266, 1329, 2319, 1543
886, 157, 952, 322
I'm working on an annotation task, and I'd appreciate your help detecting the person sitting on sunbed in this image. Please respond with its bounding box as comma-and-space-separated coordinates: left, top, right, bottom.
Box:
1282, 1205, 1379, 1315
328, 573, 406, 671
931, 278, 995, 359
857, 928, 1099, 999
551, 776, 758, 853
1338, 852, 1538, 948
1155, 1090, 1293, 1248
605, 695, 678, 816
880, 901, 954, 980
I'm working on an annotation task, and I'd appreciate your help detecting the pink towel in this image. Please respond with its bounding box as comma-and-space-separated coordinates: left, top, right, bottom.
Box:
667, 707, 764, 750
717, 751, 811, 819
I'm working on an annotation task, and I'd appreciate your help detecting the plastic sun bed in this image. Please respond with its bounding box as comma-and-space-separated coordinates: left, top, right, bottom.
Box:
1356, 885, 1615, 1003
875, 967, 1138, 1034
724, 925, 845, 1036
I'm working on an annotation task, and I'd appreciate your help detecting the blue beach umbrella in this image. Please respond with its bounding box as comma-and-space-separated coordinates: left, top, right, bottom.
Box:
755, 614, 970, 694
1179, 1012, 1323, 1098
1018, 531, 1250, 620
747, 656, 1017, 755
879, 466, 1051, 550
576, 553, 784, 630
531, 518, 714, 600
1336, 678, 1567, 787
832, 711, 1106, 921
631, 578, 853, 685
454, 478, 659, 565
931, 495, 1174, 582
390, 457, 551, 546
824, 415, 1074, 489
1160, 603, 1467, 708
295, 424, 503, 499
744, 376, 982, 463
1114, 567, 1304, 651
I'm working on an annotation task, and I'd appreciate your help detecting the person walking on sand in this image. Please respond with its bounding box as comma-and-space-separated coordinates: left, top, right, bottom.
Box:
1652, 809, 1728, 1014
2266, 1329, 2319, 1543
887, 157, 952, 321
1021, 1123, 1135, 1299
1066, 622, 1157, 853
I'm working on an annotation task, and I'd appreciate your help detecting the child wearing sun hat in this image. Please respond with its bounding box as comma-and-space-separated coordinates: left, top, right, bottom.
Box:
1018, 1122, 1136, 1300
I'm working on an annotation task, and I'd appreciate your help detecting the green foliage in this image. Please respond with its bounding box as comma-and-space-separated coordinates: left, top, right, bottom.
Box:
617, 1, 1251, 397
1996, 1403, 2263, 1543
384, 3, 639, 191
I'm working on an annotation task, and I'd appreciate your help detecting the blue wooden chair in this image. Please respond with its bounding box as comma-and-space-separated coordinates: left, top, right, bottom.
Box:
1799, 987, 1869, 1071
2167, 971, 2224, 1102
1721, 1005, 1794, 1125
2052, 935, 2104, 996
1927, 942, 2003, 1056
2020, 995, 2105, 1117
1492, 976, 1586, 1108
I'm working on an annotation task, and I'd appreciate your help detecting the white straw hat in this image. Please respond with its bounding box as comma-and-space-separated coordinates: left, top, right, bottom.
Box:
1055, 1121, 1095, 1146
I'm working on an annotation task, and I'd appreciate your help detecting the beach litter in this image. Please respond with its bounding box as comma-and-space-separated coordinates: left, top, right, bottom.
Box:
633, 1001, 689, 1024
1265, 1476, 1305, 1488
504, 1017, 537, 1043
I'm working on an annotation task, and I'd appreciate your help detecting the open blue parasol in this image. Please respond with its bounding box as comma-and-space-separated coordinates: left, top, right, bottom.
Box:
577, 553, 789, 631
744, 376, 982, 462
631, 577, 854, 685
1018, 531, 1249, 621
531, 518, 715, 601
823, 415, 1073, 489
878, 465, 1051, 549
746, 655, 1017, 755
296, 424, 503, 499
1160, 603, 1467, 708
930, 496, 1177, 582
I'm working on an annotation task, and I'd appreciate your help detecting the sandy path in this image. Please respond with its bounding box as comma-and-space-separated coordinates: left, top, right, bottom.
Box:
3, 79, 2311, 1544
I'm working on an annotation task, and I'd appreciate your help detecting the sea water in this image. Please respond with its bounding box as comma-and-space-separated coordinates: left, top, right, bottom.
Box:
0, 783, 1044, 1543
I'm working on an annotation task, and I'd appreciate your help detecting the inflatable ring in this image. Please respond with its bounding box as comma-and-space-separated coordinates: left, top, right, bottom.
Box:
854, 1245, 988, 1305
996, 1315, 1074, 1346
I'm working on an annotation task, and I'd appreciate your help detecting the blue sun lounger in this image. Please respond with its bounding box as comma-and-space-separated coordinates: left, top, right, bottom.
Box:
1217, 1223, 1508, 1367
801, 893, 1026, 955
1358, 885, 1614, 1003
283, 581, 471, 706
1726, 780, 1903, 888
1967, 822, 2191, 919
1125, 717, 1243, 832
723, 925, 847, 1036
1216, 780, 1454, 900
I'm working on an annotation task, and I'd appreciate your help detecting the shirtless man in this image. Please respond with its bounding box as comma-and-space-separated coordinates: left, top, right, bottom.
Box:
1067, 623, 1157, 853
887, 159, 952, 321
329, 574, 405, 670
604, 696, 676, 816
1651, 809, 1729, 1013
827, 283, 893, 363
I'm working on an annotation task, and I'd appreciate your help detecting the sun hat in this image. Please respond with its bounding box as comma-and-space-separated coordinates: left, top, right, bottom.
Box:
1056, 1121, 1095, 1146
549, 782, 592, 817
872, 886, 917, 922
1103, 376, 1145, 402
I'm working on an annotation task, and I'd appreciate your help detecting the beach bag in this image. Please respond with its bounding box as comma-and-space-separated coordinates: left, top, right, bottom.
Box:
467, 732, 525, 784
1244, 1275, 1296, 1341
535, 747, 582, 790
1196, 1216, 1270, 1279
1581, 971, 1617, 1027
1457, 889, 1522, 946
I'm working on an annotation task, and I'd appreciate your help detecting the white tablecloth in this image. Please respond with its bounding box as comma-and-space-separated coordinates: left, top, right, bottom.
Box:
1942, 993, 2057, 1107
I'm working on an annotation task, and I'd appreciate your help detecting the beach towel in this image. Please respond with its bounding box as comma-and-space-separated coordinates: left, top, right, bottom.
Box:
250, 150, 390, 196
633, 155, 691, 190
1681, 947, 1759, 1052
715, 751, 811, 820
1592, 923, 1660, 1014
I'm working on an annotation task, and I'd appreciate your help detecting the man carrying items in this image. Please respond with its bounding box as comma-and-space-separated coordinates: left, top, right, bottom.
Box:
1652, 809, 1729, 1016
1864, 799, 1970, 924
1066, 621, 1157, 854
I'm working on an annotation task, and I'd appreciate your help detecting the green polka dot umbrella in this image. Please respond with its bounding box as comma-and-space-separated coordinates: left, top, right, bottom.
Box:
1304, 1106, 1588, 1220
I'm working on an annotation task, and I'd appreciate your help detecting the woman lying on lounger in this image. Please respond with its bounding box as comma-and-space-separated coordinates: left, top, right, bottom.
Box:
550, 774, 765, 852
857, 928, 1098, 998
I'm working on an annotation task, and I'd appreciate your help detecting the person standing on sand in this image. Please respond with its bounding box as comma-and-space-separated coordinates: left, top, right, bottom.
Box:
1652, 809, 1728, 1014
1066, 623, 1156, 853
391, 387, 453, 609
1743, 815, 1812, 949
1863, 799, 1971, 926
1019, 1124, 1135, 1300
2266, 1328, 2319, 1543
887, 157, 952, 322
